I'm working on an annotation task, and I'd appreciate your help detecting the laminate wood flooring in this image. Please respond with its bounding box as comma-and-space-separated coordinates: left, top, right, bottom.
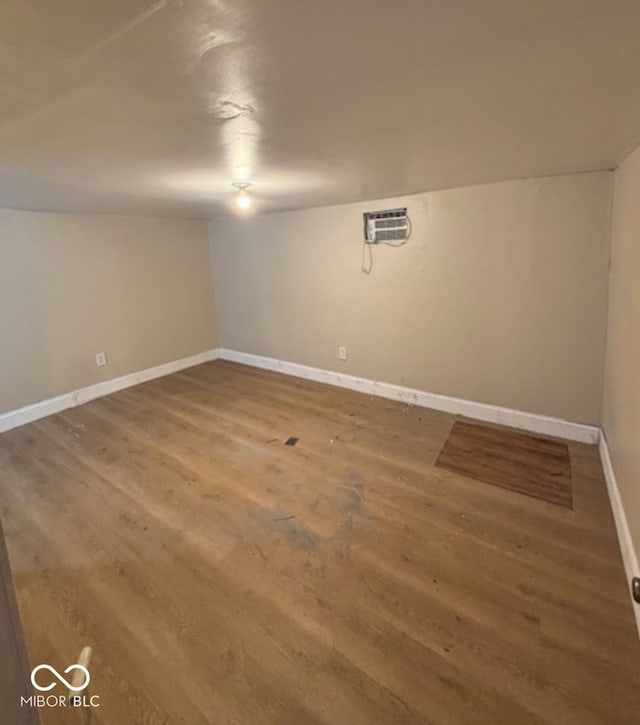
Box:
0, 360, 638, 724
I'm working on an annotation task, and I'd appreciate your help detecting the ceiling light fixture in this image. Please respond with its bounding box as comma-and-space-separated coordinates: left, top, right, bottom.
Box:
232, 182, 253, 211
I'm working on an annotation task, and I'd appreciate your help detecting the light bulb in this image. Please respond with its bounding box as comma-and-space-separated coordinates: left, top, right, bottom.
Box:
235, 189, 252, 210
232, 182, 253, 212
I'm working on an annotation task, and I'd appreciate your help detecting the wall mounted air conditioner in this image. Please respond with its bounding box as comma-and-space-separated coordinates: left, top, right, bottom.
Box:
363, 208, 409, 244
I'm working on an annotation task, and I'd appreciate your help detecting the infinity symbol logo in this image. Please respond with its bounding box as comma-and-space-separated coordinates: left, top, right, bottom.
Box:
31, 664, 91, 692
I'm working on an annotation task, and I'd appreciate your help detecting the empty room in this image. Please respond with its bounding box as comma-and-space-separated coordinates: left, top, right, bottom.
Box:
1, 1, 640, 723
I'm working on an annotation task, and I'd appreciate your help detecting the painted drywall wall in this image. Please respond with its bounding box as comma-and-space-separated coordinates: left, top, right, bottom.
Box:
603, 145, 640, 560
210, 171, 612, 424
0, 211, 216, 414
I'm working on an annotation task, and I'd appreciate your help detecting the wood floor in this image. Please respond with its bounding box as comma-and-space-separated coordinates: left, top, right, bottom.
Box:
0, 360, 639, 724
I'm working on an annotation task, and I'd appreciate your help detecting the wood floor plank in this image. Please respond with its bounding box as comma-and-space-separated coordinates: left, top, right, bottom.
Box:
0, 360, 638, 724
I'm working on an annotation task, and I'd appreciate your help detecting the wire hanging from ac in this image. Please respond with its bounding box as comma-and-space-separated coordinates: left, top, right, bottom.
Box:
361, 238, 373, 273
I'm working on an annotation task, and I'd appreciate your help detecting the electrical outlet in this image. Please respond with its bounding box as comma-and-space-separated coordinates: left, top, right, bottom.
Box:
96, 352, 107, 368
339, 346, 347, 361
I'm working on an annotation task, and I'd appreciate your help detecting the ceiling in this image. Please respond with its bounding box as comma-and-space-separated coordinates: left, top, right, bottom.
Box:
1, 0, 640, 218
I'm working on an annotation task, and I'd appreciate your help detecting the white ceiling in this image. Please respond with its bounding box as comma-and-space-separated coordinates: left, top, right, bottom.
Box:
1, 0, 640, 218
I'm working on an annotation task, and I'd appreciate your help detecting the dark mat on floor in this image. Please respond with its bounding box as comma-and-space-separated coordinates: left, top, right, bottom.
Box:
435, 420, 572, 508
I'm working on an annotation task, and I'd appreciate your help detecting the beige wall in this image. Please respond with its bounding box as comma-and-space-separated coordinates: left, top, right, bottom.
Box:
0, 210, 216, 414
603, 145, 640, 557
211, 172, 612, 424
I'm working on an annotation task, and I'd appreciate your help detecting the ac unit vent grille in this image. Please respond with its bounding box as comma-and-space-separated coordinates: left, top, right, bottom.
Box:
364, 208, 409, 244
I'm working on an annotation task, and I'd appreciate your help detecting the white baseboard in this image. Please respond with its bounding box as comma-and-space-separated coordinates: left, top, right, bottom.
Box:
0, 346, 599, 443
218, 348, 599, 444
599, 434, 640, 640
0, 348, 220, 434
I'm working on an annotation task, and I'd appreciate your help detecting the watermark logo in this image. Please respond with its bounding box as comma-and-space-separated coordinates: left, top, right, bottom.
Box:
31, 664, 90, 692
22, 662, 100, 710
